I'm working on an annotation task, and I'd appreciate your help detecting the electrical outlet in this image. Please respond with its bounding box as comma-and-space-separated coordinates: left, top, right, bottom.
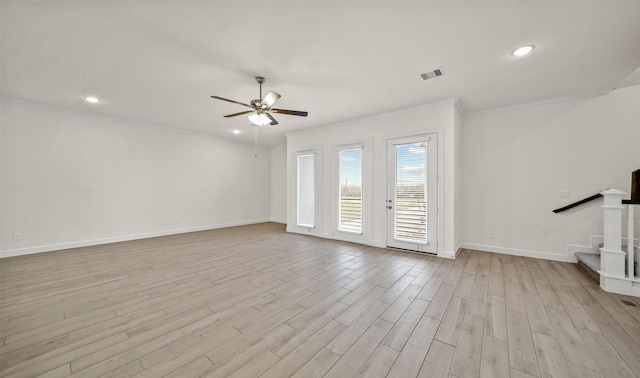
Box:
558, 190, 570, 198
13, 233, 22, 241
490, 232, 496, 239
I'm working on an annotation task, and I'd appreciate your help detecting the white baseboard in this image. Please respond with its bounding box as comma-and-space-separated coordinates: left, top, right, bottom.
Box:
0, 218, 271, 259
370, 240, 386, 248
438, 250, 457, 259
460, 242, 574, 262
600, 273, 640, 297
269, 218, 287, 224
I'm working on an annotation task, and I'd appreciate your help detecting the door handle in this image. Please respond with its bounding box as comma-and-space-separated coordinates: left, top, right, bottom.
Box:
386, 205, 393, 209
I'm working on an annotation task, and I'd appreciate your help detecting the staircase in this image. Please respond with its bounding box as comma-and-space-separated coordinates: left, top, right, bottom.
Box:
561, 189, 639, 297
575, 251, 601, 281
575, 244, 635, 282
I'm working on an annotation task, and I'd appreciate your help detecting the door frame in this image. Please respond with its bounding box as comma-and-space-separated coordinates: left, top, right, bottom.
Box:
385, 131, 443, 254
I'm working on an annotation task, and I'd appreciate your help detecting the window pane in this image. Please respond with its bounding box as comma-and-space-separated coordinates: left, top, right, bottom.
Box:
297, 154, 315, 227
394, 142, 427, 242
339, 148, 362, 233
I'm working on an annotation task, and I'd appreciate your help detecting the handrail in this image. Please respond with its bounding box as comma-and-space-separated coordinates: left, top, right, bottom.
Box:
553, 192, 604, 213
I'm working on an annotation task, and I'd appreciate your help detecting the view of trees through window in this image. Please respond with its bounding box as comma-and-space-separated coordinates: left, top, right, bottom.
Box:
339, 148, 362, 233
394, 142, 427, 242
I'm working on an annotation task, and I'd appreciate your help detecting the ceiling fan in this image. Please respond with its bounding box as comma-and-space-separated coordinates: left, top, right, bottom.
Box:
211, 76, 308, 126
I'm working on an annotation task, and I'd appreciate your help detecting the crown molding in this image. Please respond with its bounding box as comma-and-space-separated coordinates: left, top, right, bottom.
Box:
285, 98, 459, 139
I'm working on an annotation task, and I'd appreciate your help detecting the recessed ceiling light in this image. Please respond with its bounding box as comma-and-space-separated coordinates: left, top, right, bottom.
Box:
232, 129, 240, 134
85, 96, 100, 103
512, 45, 534, 57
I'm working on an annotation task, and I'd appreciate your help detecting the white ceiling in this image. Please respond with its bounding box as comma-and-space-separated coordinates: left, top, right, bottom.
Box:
2, 1, 640, 145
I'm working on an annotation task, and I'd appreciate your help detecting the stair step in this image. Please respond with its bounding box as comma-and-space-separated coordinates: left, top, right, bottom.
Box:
575, 250, 638, 282
575, 252, 601, 282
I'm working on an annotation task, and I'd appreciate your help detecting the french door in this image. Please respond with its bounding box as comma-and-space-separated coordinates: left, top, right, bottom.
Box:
386, 134, 438, 253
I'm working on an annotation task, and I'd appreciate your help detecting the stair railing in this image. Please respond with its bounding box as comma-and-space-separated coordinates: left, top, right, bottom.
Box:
552, 192, 604, 213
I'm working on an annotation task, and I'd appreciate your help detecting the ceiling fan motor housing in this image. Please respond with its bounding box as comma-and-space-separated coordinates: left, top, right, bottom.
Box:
250, 99, 267, 110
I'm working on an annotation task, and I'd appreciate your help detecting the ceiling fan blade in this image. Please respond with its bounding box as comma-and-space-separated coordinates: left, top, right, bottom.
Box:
266, 113, 279, 126
210, 95, 252, 108
271, 108, 308, 117
224, 110, 254, 118
262, 91, 281, 107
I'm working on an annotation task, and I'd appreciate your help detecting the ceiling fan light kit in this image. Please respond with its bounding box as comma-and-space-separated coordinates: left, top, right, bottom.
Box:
211, 76, 308, 127
248, 113, 272, 126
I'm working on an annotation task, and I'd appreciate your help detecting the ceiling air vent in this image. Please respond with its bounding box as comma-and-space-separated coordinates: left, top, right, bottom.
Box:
421, 68, 445, 80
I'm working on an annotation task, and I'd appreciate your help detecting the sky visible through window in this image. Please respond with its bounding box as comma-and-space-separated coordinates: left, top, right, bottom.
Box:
394, 141, 427, 243
339, 149, 362, 187
339, 143, 426, 187
396, 143, 426, 186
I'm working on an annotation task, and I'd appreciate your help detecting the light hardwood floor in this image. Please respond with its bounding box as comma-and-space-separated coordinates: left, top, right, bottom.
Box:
1, 222, 640, 378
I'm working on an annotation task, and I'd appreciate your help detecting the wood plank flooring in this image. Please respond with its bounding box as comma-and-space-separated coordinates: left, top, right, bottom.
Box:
1, 222, 640, 377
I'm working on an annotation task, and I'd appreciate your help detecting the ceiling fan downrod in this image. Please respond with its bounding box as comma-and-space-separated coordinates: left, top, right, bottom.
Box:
256, 76, 265, 101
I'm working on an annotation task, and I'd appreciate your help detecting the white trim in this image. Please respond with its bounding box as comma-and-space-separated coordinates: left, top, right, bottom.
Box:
567, 235, 638, 262
0, 96, 258, 147
437, 129, 445, 256
0, 219, 271, 259
461, 242, 573, 262
331, 139, 373, 244
289, 147, 323, 236
380, 128, 444, 252
438, 250, 457, 259
285, 98, 458, 139
567, 235, 603, 262
370, 239, 386, 248
269, 218, 287, 224
385, 132, 441, 255
453, 98, 465, 116
599, 273, 640, 297
465, 90, 610, 117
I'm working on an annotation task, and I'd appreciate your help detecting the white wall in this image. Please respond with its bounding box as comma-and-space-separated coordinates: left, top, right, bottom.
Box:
270, 144, 287, 223
453, 105, 463, 252
6, 87, 636, 262
0, 100, 271, 257
461, 86, 640, 260
286, 101, 461, 257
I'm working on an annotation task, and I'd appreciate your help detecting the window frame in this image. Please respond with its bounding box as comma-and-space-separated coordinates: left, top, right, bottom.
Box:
290, 147, 322, 235
384, 131, 442, 253
332, 140, 371, 242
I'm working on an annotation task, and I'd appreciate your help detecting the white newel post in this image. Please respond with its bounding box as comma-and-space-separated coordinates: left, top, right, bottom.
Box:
600, 189, 627, 291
